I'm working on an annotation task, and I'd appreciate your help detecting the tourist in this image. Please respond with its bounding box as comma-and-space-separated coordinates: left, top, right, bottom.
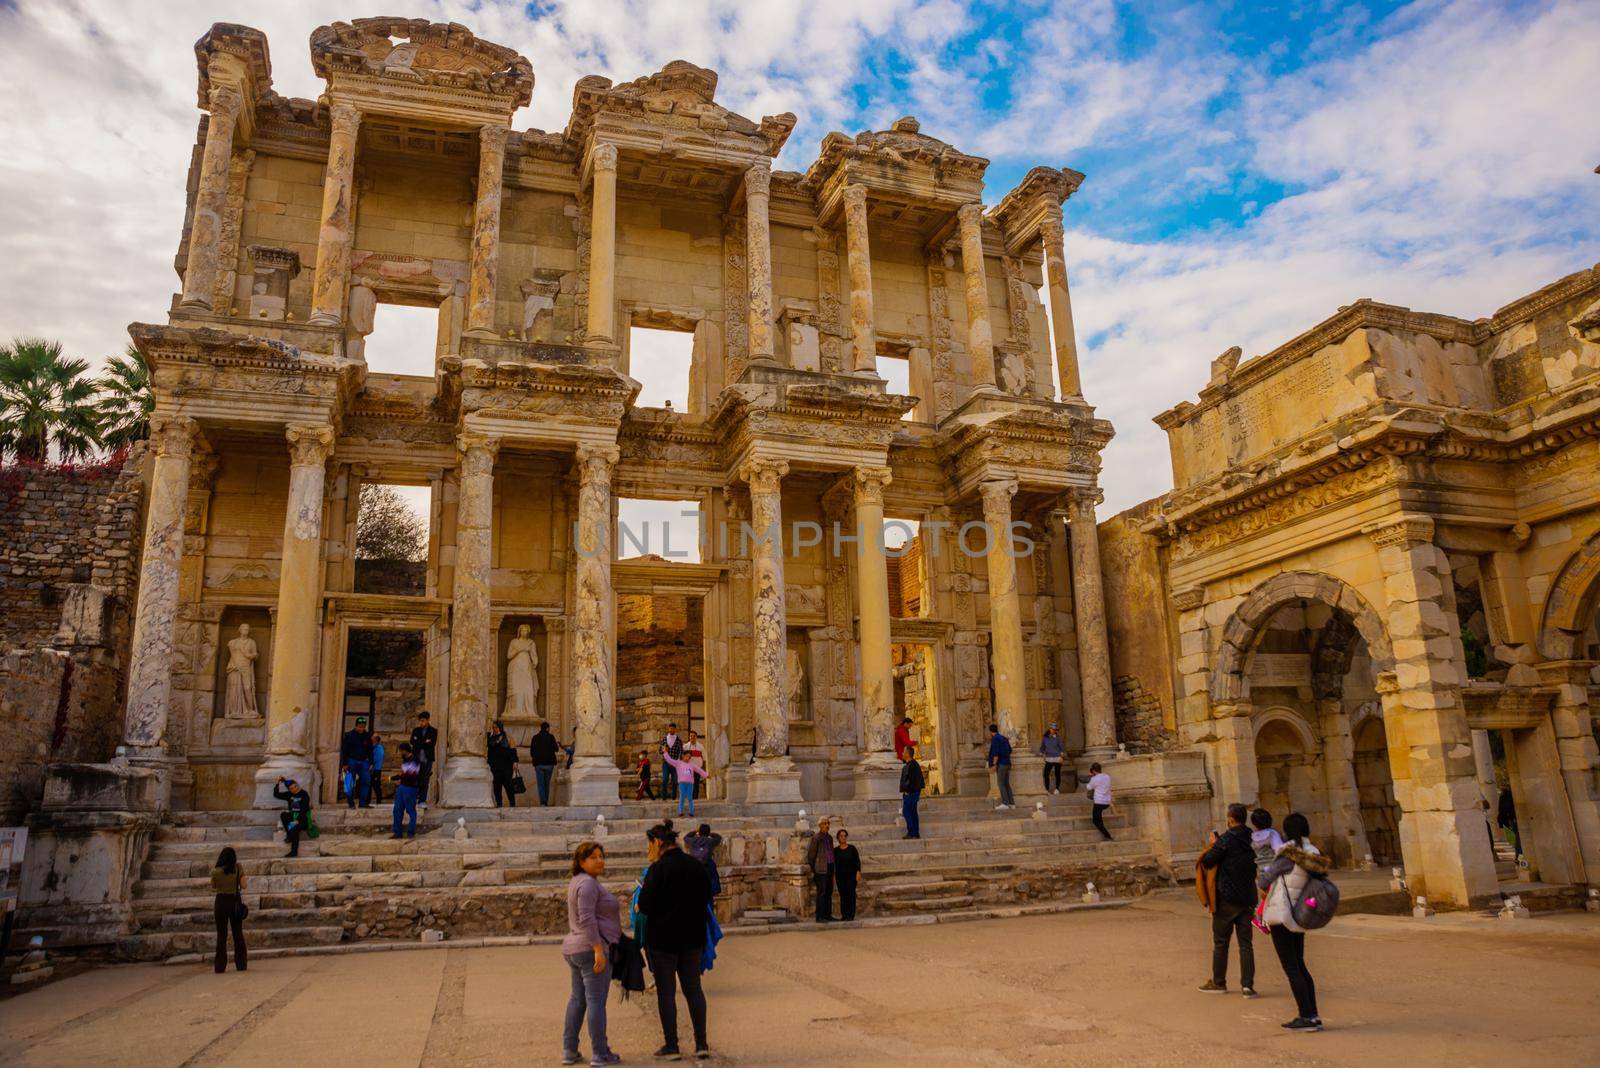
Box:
661, 723, 684, 798
390, 742, 421, 839
563, 841, 621, 1066
686, 823, 724, 898
1250, 807, 1284, 872
1497, 786, 1521, 859
636, 749, 655, 801
410, 711, 438, 808
987, 724, 1015, 810
487, 719, 520, 808
210, 846, 247, 973
834, 829, 861, 920
1198, 802, 1258, 997
660, 746, 707, 817
806, 816, 836, 922
1040, 725, 1065, 794
340, 716, 375, 808
1086, 762, 1114, 840
894, 716, 914, 761
273, 776, 311, 858
1258, 811, 1326, 1032
369, 731, 386, 804
900, 745, 924, 840
685, 730, 706, 798
529, 720, 562, 806
637, 822, 714, 1060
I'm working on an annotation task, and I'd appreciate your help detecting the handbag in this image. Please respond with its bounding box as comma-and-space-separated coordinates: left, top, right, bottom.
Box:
234, 897, 249, 922
305, 811, 321, 838
510, 771, 527, 795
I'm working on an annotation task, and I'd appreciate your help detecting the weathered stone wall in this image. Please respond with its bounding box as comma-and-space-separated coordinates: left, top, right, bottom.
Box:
0, 451, 145, 821
1098, 500, 1176, 749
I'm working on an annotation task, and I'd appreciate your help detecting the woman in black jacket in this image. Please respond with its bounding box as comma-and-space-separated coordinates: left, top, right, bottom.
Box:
210, 846, 247, 973
273, 777, 312, 858
637, 822, 713, 1060
487, 720, 520, 807
833, 829, 862, 920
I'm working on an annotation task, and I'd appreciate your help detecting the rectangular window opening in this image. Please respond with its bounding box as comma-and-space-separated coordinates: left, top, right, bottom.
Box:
366, 303, 442, 377
354, 483, 433, 596
876, 354, 914, 420
884, 516, 927, 618
616, 497, 702, 563
629, 326, 694, 410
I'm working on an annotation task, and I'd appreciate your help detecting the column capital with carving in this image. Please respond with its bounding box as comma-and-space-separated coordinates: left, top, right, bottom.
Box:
956, 201, 985, 229
1066, 487, 1103, 522
842, 183, 869, 212
978, 478, 1018, 521
327, 102, 361, 138
745, 159, 772, 199
852, 464, 893, 504
479, 123, 511, 154
286, 423, 336, 467
740, 457, 790, 495
1038, 203, 1066, 247
591, 141, 618, 173
575, 442, 621, 484
207, 84, 244, 120
1363, 514, 1435, 549
457, 432, 502, 476
149, 415, 198, 459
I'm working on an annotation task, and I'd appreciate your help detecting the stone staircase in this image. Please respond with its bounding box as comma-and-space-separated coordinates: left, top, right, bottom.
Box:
120, 795, 1166, 960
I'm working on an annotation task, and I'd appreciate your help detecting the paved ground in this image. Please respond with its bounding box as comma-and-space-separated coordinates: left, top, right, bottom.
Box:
3, 892, 1597, 1067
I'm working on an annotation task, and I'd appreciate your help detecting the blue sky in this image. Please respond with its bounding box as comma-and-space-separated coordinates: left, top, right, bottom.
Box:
2, 0, 1596, 511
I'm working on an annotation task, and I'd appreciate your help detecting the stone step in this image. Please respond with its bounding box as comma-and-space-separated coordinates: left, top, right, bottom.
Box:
117, 924, 345, 961
876, 894, 976, 912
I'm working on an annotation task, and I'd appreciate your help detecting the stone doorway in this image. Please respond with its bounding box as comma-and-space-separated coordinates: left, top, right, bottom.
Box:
340, 627, 427, 801
616, 591, 706, 800
1352, 714, 1402, 866
893, 642, 946, 793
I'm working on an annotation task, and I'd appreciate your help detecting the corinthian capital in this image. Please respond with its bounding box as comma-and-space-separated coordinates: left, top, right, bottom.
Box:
1364, 514, 1435, 549
978, 478, 1018, 523
286, 423, 336, 467
842, 183, 868, 214
328, 102, 361, 139
1066, 487, 1103, 523
740, 457, 789, 496
458, 432, 502, 477
852, 464, 892, 504
149, 415, 198, 459
207, 84, 244, 120
957, 201, 985, 231
745, 160, 772, 199
1038, 204, 1066, 248
479, 124, 511, 155
575, 443, 620, 485
591, 142, 618, 173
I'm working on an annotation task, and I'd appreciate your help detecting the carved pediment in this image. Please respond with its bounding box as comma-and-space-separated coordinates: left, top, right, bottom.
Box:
565, 61, 795, 157
311, 18, 534, 107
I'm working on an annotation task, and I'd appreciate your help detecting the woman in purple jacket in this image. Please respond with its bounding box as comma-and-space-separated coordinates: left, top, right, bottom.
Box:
563, 841, 621, 1066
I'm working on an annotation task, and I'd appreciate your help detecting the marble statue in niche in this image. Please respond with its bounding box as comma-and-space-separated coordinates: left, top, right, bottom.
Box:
224, 623, 260, 719
504, 623, 541, 718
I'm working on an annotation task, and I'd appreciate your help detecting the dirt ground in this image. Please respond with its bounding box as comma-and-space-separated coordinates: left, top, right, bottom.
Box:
2, 891, 1597, 1067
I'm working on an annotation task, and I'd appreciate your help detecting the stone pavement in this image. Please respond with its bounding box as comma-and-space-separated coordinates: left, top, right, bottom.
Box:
3, 892, 1597, 1067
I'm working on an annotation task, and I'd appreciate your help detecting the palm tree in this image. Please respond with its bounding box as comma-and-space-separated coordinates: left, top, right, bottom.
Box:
0, 338, 102, 463
95, 345, 154, 450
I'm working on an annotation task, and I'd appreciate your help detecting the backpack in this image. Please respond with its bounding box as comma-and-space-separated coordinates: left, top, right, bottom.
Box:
1290, 871, 1340, 930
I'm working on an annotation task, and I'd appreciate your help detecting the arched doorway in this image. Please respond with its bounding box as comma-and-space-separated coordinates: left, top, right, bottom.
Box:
1352, 713, 1401, 865
1253, 714, 1319, 830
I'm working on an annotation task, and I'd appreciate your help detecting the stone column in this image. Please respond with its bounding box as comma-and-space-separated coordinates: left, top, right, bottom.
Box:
745, 160, 776, 364
1068, 491, 1117, 757
568, 444, 623, 806
179, 86, 244, 311
1366, 515, 1499, 908
123, 416, 197, 755
851, 465, 899, 798
1537, 660, 1600, 883
980, 480, 1028, 746
585, 142, 619, 345
308, 103, 361, 326
743, 457, 802, 802
465, 124, 510, 337
958, 202, 999, 392
442, 433, 500, 808
841, 184, 877, 374
1039, 207, 1083, 398
1317, 697, 1373, 866
253, 423, 335, 805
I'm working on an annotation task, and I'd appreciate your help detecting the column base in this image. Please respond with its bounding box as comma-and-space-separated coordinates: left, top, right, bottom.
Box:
746, 756, 803, 804
308, 311, 342, 327
853, 752, 902, 800
441, 755, 495, 808
253, 755, 319, 809
1081, 744, 1119, 761
566, 757, 623, 808
1010, 752, 1049, 798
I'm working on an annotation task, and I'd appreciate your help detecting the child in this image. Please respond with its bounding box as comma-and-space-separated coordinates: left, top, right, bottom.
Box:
1250, 807, 1284, 870
659, 747, 708, 816
636, 749, 655, 800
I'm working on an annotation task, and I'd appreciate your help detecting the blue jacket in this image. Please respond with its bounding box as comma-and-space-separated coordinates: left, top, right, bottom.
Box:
371, 742, 386, 770
987, 733, 1012, 765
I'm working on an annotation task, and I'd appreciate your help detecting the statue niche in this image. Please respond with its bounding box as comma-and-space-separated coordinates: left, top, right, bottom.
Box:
500, 620, 545, 723
213, 608, 271, 724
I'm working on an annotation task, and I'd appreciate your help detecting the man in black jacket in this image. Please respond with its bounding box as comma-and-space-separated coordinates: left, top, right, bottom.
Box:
273, 777, 312, 858
410, 712, 438, 806
1199, 802, 1258, 996
339, 717, 374, 809
637, 823, 714, 1060
528, 720, 560, 806
900, 746, 925, 840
